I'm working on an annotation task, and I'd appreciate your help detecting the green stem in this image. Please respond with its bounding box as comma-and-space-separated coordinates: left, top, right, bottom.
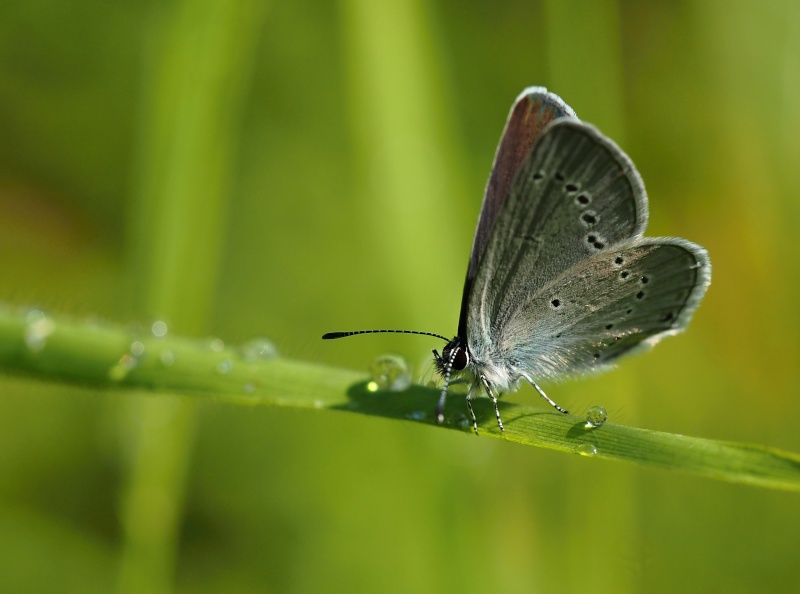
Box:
2, 307, 800, 494
118, 1, 267, 591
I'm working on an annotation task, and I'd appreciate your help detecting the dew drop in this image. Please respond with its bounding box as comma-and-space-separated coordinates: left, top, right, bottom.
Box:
216, 359, 233, 374
243, 382, 256, 394
578, 443, 598, 456
130, 341, 145, 357
151, 320, 168, 338
585, 405, 607, 428
24, 309, 55, 353
210, 338, 225, 353
457, 415, 471, 428
368, 354, 412, 392
150, 320, 169, 338
239, 337, 279, 361
406, 410, 426, 421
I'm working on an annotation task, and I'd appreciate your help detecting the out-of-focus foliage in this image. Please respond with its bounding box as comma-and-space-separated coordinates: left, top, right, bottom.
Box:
0, 1, 799, 592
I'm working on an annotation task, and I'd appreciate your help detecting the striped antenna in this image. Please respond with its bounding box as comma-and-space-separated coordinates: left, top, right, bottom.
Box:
322, 329, 450, 342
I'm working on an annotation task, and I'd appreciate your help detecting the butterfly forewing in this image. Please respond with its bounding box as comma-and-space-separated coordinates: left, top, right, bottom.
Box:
459, 88, 576, 337
467, 119, 649, 358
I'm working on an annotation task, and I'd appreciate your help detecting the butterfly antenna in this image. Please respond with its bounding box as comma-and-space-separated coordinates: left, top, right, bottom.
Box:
322, 329, 450, 342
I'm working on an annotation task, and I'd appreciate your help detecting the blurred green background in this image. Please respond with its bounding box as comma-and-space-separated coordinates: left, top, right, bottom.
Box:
1, 0, 799, 592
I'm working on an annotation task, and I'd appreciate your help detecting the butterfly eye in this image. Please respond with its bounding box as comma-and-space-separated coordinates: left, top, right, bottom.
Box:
441, 341, 469, 372
451, 346, 469, 371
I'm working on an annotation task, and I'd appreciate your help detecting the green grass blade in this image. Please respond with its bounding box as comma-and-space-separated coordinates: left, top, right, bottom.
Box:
115, 0, 268, 589
1, 306, 799, 493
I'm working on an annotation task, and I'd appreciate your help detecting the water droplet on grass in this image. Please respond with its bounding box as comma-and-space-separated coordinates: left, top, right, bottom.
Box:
151, 320, 168, 338
585, 405, 607, 428
24, 309, 55, 353
239, 337, 279, 361
368, 354, 411, 392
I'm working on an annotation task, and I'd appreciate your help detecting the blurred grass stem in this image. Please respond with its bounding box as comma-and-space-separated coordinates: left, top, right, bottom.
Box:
117, 1, 266, 592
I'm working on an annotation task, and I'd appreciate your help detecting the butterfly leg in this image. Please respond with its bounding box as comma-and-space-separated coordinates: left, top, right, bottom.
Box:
480, 375, 505, 433
522, 373, 569, 414
465, 387, 478, 434
435, 382, 448, 425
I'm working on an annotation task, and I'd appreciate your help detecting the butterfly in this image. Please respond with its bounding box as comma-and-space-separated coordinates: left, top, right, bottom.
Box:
324, 87, 711, 434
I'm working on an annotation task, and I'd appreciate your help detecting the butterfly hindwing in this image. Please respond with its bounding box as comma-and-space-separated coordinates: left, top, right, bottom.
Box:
494, 238, 711, 379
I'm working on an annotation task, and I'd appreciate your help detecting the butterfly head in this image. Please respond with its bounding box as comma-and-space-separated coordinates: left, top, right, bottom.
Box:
436, 336, 470, 376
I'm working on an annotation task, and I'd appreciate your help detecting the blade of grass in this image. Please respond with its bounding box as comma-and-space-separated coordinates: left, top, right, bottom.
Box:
119, 1, 267, 592
2, 307, 799, 493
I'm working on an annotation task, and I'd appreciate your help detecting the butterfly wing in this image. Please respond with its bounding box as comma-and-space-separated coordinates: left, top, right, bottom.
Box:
458, 88, 577, 337
465, 118, 710, 383
495, 238, 711, 379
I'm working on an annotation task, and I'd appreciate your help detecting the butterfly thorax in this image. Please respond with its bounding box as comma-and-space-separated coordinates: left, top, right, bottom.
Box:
472, 354, 519, 392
